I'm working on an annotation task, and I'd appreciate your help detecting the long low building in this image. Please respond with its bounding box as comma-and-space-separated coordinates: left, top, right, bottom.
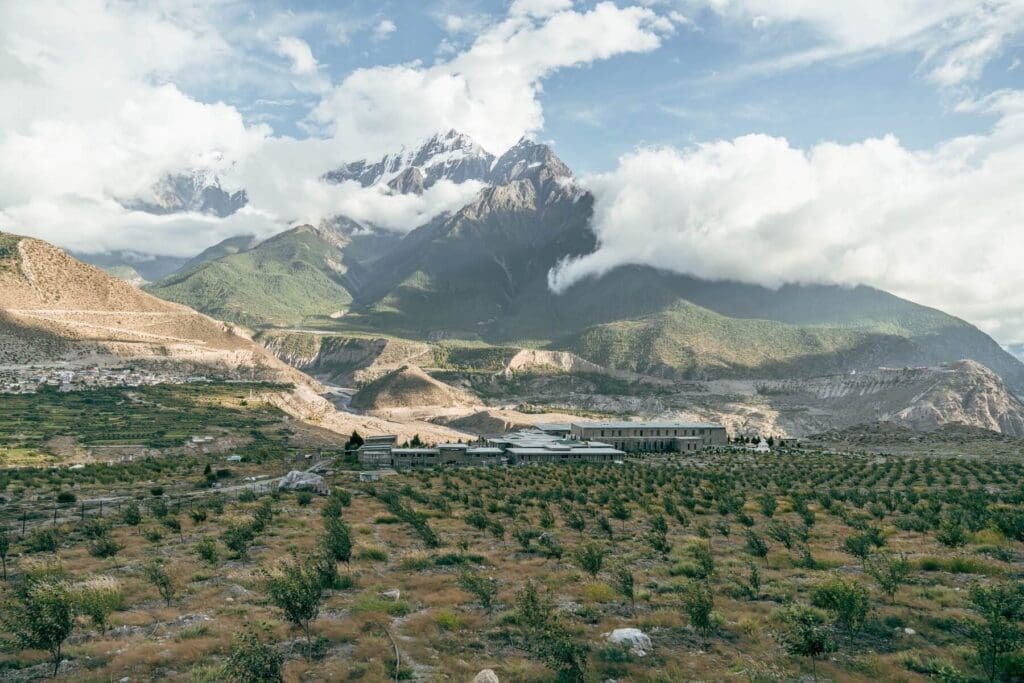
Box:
357, 420, 728, 468
569, 421, 728, 453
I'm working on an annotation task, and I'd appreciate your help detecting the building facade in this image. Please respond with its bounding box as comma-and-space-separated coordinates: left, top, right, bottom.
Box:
569, 421, 727, 453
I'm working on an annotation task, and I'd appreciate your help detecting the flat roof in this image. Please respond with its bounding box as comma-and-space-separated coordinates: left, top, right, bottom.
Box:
534, 423, 571, 431
507, 447, 624, 456
572, 421, 723, 430
392, 448, 438, 454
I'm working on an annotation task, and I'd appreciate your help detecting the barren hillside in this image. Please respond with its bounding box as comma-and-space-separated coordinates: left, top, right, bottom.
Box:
351, 364, 481, 411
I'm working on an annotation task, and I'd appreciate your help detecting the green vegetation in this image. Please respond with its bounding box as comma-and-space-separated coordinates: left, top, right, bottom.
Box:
147, 226, 355, 327
0, 383, 287, 460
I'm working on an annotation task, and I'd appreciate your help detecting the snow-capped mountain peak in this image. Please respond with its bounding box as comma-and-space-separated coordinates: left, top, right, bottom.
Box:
323, 129, 495, 194
122, 169, 248, 218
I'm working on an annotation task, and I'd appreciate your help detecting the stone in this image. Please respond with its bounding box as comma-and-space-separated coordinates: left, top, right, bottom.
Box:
607, 627, 652, 656
472, 670, 499, 683
276, 470, 328, 494
381, 589, 401, 601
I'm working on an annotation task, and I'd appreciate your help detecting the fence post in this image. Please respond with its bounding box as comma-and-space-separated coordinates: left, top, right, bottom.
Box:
80, 502, 85, 522
21, 512, 26, 538
52, 506, 57, 527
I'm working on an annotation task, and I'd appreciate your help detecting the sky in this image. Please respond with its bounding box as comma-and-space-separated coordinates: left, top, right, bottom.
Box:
1, 0, 1024, 343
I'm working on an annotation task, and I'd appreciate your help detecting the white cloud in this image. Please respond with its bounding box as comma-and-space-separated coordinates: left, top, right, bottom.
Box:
549, 97, 1024, 342
373, 19, 397, 40
275, 36, 319, 75
509, 0, 575, 18
312, 1, 673, 156
684, 0, 1024, 86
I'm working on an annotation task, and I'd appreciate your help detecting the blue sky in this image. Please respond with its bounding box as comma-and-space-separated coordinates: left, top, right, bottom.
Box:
182, 0, 1023, 172
2, 0, 1024, 342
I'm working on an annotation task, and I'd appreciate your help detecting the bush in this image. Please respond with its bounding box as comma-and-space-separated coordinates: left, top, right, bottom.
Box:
27, 528, 58, 553
811, 578, 870, 634
583, 582, 617, 603
222, 629, 284, 682
56, 491, 76, 504
435, 609, 463, 631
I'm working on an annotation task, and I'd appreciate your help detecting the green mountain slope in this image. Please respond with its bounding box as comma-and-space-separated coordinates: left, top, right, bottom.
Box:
176, 234, 260, 274
146, 226, 355, 328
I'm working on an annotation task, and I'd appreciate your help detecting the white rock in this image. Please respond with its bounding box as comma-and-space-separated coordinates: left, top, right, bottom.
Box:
904, 627, 916, 636
381, 589, 401, 601
607, 627, 652, 656
472, 670, 499, 683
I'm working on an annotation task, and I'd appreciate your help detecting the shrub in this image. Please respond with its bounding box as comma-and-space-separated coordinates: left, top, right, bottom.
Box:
56, 491, 76, 504
27, 528, 58, 553
811, 578, 870, 634
435, 609, 463, 631
195, 537, 220, 565
222, 628, 284, 682
121, 503, 142, 526
583, 582, 617, 603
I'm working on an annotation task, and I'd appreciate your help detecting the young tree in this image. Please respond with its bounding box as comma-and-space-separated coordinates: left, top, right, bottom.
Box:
265, 555, 325, 655
757, 492, 778, 518
322, 516, 352, 563
811, 578, 870, 634
967, 582, 1024, 682
682, 581, 718, 645
143, 560, 175, 606
222, 628, 284, 682
458, 569, 498, 611
574, 543, 607, 577
842, 533, 873, 565
613, 565, 635, 612
864, 551, 911, 604
745, 530, 769, 567
779, 604, 836, 683
514, 581, 588, 682
3, 580, 76, 677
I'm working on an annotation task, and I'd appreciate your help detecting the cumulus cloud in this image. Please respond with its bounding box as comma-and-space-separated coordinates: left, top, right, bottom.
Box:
683, 0, 1024, 86
312, 1, 673, 155
549, 97, 1024, 341
275, 36, 319, 75
0, 0, 675, 258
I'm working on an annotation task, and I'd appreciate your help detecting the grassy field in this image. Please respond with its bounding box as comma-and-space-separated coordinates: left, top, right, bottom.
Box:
1, 448, 1023, 681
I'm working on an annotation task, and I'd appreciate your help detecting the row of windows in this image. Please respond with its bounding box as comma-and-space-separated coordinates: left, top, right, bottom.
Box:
595, 428, 709, 438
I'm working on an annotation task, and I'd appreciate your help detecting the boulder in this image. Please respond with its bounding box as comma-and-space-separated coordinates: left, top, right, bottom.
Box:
381, 589, 401, 602
276, 470, 328, 494
607, 627, 652, 656
472, 670, 499, 683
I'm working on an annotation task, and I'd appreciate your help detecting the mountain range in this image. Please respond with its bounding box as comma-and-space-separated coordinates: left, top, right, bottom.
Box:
136, 130, 1024, 392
